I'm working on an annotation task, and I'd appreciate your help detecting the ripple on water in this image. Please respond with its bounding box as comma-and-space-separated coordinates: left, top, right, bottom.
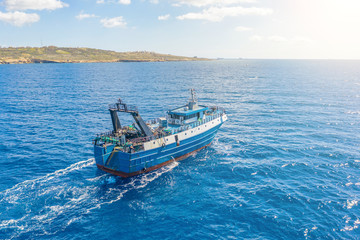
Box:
1, 60, 360, 239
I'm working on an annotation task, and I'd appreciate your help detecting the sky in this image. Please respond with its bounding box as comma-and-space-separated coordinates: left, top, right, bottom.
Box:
0, 0, 360, 59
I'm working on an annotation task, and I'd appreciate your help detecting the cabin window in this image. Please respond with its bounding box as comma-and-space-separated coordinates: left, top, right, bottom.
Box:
184, 113, 197, 120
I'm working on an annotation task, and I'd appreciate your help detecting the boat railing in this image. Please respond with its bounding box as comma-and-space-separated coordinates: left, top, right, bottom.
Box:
146, 118, 160, 125
95, 110, 225, 145
167, 118, 182, 125
208, 106, 226, 113
131, 135, 154, 144
171, 112, 223, 134
96, 130, 114, 137
124, 113, 222, 148
167, 111, 223, 127
94, 134, 120, 144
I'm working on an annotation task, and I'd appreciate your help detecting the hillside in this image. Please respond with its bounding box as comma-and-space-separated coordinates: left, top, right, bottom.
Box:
0, 46, 209, 64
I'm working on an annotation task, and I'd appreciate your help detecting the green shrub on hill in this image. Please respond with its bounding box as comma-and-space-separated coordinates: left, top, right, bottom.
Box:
0, 46, 209, 64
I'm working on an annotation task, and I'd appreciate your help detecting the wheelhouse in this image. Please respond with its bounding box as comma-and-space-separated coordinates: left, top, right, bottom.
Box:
166, 89, 208, 126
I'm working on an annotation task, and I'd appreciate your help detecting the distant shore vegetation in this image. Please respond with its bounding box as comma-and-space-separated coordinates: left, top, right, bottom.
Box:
0, 46, 209, 64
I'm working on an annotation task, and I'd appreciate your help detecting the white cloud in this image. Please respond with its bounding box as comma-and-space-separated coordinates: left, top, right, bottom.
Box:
5, 0, 69, 11
268, 35, 287, 42
173, 0, 256, 7
96, 0, 130, 5
0, 11, 39, 26
250, 35, 263, 41
76, 12, 98, 20
292, 36, 312, 43
235, 26, 251, 32
118, 0, 131, 4
249, 35, 313, 44
177, 6, 272, 22
158, 14, 170, 20
250, 35, 287, 42
150, 0, 159, 3
100, 16, 127, 28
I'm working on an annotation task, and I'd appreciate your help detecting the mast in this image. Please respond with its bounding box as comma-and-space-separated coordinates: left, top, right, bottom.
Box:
188, 88, 198, 110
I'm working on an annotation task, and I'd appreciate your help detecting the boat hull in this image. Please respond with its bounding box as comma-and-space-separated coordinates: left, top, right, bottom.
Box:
95, 123, 222, 177
96, 142, 212, 177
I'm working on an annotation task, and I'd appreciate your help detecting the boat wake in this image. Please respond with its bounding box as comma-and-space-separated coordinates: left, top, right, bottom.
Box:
212, 137, 235, 156
0, 158, 178, 239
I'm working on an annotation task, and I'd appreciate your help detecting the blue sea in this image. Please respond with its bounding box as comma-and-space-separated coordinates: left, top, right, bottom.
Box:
0, 60, 359, 239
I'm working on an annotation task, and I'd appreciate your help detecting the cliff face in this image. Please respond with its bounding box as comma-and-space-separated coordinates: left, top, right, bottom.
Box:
0, 46, 209, 64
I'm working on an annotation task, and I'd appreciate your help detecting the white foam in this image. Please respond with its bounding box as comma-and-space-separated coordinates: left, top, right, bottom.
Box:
303, 228, 308, 236
346, 200, 358, 209
347, 111, 360, 115
86, 174, 108, 182
212, 137, 235, 155
106, 177, 117, 184
66, 216, 81, 227
0, 216, 27, 230
341, 226, 354, 231
0, 158, 95, 198
86, 161, 179, 213
345, 182, 353, 187
341, 224, 359, 232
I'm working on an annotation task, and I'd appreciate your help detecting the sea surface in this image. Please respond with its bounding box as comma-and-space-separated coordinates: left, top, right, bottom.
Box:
0, 60, 359, 239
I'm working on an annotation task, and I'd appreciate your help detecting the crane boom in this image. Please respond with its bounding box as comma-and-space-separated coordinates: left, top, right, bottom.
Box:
108, 99, 154, 137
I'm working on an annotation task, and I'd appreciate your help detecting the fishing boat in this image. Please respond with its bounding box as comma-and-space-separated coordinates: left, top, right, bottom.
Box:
93, 89, 227, 177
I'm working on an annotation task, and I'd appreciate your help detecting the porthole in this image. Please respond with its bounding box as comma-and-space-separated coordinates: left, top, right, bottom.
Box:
153, 141, 155, 144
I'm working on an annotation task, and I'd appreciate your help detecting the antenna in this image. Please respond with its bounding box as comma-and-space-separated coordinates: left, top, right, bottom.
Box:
189, 88, 197, 103
188, 89, 198, 110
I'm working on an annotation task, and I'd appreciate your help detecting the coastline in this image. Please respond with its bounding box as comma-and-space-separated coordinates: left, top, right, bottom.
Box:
0, 58, 210, 64
0, 46, 211, 64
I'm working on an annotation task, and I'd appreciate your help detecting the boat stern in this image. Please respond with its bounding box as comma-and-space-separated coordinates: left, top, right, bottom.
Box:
94, 144, 131, 173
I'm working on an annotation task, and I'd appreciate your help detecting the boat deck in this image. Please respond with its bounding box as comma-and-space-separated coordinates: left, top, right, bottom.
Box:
93, 107, 225, 152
